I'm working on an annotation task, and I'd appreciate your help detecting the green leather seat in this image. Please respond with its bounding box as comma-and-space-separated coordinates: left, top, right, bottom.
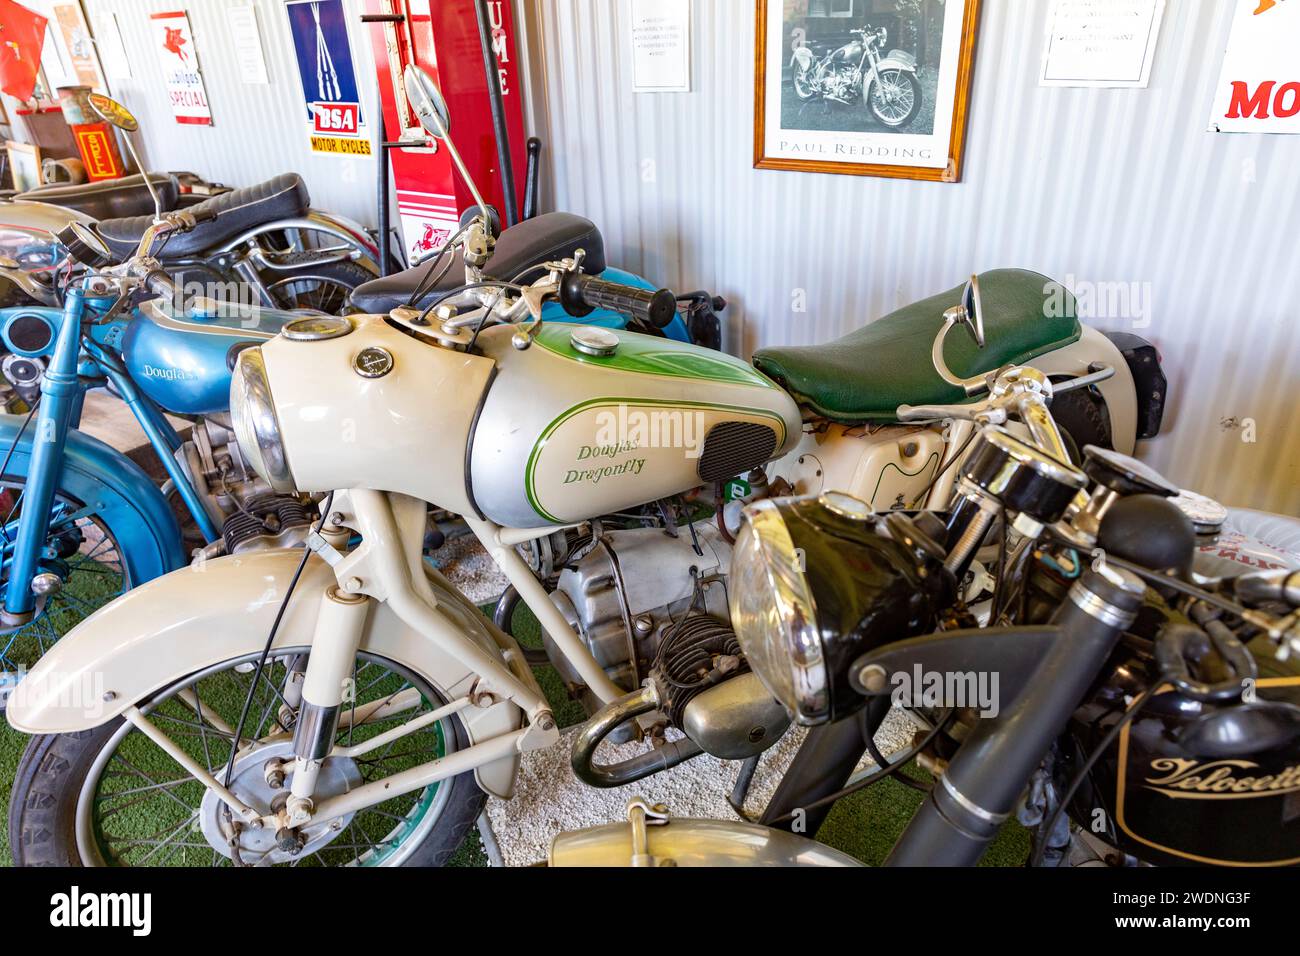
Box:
752, 269, 1081, 424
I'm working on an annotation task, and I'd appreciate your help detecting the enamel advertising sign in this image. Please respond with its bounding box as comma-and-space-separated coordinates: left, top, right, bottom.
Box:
150, 11, 212, 125
1209, 0, 1300, 133
285, 0, 372, 156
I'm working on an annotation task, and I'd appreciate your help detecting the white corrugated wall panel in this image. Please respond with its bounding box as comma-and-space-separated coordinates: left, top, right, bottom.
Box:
526, 0, 1299, 514
82, 0, 378, 223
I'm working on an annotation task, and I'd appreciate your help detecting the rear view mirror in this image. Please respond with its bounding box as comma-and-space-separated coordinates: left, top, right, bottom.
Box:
88, 93, 139, 132
930, 274, 990, 396
401, 65, 493, 256
402, 65, 451, 140
954, 274, 985, 349
88, 93, 164, 223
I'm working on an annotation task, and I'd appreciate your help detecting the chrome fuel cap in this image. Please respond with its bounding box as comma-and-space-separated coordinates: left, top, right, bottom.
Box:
282, 315, 354, 342
570, 326, 620, 357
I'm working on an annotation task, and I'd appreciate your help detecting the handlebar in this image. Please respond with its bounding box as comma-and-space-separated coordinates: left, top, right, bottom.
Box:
558, 272, 678, 329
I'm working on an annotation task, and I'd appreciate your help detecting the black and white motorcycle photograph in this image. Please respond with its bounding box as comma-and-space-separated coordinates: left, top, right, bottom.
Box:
785, 7, 930, 132
0, 0, 1293, 944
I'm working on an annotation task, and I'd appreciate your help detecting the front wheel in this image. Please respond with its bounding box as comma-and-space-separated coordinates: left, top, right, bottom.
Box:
9, 647, 485, 866
865, 69, 922, 129
0, 477, 130, 707
793, 65, 818, 100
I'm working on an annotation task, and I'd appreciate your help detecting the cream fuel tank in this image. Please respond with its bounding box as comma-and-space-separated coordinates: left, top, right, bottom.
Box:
246, 314, 800, 528
468, 324, 801, 528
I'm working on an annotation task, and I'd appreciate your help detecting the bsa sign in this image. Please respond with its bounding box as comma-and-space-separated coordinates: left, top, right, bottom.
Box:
285, 0, 372, 157
150, 10, 212, 126
1208, 0, 1300, 133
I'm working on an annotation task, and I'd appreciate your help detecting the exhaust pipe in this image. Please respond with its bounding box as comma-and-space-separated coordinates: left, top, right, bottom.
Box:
570, 684, 703, 788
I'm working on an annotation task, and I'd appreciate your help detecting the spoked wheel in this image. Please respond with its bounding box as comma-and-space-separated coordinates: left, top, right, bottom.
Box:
793, 66, 818, 100
10, 647, 485, 867
0, 477, 128, 703
262, 259, 373, 315
865, 69, 922, 129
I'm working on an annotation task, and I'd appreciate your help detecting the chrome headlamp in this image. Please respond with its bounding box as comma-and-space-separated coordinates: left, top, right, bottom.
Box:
229, 347, 296, 494
729, 493, 949, 726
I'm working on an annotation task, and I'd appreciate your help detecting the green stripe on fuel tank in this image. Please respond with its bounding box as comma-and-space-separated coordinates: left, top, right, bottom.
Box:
532, 325, 778, 390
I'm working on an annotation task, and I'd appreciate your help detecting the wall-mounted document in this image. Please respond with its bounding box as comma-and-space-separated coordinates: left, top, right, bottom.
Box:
1040, 0, 1166, 88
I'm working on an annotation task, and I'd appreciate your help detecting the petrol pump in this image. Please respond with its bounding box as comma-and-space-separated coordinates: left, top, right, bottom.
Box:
362, 0, 531, 270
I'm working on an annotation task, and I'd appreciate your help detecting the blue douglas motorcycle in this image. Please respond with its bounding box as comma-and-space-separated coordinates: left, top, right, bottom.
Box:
0, 201, 690, 704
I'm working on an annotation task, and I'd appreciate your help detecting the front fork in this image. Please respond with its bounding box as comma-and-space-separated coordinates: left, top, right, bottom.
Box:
284, 585, 371, 827
3, 287, 87, 622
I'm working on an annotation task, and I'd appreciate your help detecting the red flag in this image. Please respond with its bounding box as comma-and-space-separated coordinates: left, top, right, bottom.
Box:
0, 0, 48, 101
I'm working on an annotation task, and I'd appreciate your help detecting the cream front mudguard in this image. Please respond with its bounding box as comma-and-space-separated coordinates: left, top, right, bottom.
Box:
6, 549, 525, 800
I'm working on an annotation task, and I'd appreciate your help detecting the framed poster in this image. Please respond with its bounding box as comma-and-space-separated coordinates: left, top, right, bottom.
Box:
149, 10, 212, 125
52, 1, 106, 91
1208, 0, 1300, 134
6, 140, 42, 191
284, 0, 371, 157
754, 0, 981, 182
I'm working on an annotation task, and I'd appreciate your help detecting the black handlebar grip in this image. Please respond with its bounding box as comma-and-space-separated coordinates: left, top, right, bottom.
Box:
560, 273, 678, 329
188, 206, 220, 225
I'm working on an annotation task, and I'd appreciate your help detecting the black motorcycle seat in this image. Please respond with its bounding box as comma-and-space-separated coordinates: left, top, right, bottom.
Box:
349, 211, 607, 313
17, 173, 180, 221
96, 173, 310, 262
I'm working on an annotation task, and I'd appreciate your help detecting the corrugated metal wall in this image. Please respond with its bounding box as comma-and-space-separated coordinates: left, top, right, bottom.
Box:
525, 0, 1299, 514
82, 0, 379, 223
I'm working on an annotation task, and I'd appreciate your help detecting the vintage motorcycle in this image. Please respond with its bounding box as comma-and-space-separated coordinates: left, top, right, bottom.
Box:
0, 94, 381, 315
550, 306, 1300, 867
2, 70, 1157, 866
0, 93, 708, 703
792, 26, 923, 129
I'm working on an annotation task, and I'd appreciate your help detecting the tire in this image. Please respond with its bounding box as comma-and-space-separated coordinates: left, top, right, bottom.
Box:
1051, 387, 1114, 464
0, 476, 132, 707
865, 69, 922, 129
262, 259, 374, 315
10, 649, 486, 867
793, 66, 818, 100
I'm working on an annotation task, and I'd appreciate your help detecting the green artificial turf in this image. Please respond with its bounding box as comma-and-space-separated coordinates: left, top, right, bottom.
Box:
0, 586, 1029, 869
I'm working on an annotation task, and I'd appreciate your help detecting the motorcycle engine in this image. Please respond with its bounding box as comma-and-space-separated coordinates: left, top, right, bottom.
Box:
178, 415, 313, 555
827, 67, 859, 102
546, 522, 734, 718
222, 494, 315, 555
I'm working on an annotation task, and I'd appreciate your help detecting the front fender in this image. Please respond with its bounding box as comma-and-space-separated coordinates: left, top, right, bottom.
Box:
6, 548, 524, 798
875, 50, 918, 73
0, 413, 184, 583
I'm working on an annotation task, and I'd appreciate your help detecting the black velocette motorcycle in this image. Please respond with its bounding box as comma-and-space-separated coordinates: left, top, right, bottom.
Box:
550, 283, 1300, 867
791, 26, 923, 129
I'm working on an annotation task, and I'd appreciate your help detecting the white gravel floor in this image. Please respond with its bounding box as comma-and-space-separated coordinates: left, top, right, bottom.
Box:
483, 710, 918, 867
435, 531, 918, 867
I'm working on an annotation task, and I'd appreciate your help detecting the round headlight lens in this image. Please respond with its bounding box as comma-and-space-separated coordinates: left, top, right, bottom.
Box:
728, 499, 829, 724
230, 347, 296, 494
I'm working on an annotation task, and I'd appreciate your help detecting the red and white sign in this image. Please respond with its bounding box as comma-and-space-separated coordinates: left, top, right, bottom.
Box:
150, 10, 212, 126
312, 102, 359, 134
1209, 0, 1300, 133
